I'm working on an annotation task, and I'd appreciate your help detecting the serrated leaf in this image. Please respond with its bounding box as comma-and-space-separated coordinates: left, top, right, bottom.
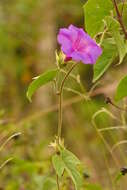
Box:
52, 154, 65, 178
83, 0, 113, 37
27, 69, 57, 102
61, 148, 83, 190
105, 16, 127, 64
115, 75, 127, 101
93, 40, 117, 82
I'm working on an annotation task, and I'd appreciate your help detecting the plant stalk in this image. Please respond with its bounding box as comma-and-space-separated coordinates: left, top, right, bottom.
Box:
56, 175, 60, 190
57, 62, 78, 143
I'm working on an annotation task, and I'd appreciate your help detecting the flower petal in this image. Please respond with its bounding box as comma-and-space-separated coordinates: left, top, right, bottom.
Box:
71, 51, 94, 64
80, 43, 102, 63
88, 43, 102, 63
57, 29, 73, 55
57, 25, 103, 64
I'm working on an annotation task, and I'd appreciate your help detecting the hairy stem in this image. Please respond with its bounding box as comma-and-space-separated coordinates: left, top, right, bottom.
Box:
57, 62, 78, 142
112, 0, 127, 39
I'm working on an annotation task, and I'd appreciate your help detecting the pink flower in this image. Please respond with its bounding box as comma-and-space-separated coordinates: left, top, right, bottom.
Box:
57, 25, 102, 64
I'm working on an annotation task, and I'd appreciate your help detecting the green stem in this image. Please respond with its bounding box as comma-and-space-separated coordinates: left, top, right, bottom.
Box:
57, 62, 78, 143
56, 175, 60, 190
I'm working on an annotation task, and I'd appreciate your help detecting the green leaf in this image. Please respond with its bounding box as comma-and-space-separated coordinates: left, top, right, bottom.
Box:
105, 16, 127, 64
85, 183, 102, 190
61, 149, 81, 165
65, 164, 83, 190
27, 69, 57, 102
93, 40, 117, 82
52, 154, 65, 178
52, 148, 82, 190
115, 75, 127, 101
83, 0, 113, 37
61, 148, 83, 190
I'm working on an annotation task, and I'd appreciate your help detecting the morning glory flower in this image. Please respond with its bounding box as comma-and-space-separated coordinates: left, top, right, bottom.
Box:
57, 25, 102, 64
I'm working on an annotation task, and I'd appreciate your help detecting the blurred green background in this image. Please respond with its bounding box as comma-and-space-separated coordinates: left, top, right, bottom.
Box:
0, 0, 127, 189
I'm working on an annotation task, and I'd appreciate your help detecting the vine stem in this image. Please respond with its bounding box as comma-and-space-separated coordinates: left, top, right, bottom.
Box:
56, 175, 60, 190
57, 62, 78, 143
112, 0, 127, 39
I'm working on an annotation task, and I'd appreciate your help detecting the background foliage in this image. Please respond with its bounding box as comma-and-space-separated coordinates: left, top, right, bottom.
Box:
0, 0, 127, 189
